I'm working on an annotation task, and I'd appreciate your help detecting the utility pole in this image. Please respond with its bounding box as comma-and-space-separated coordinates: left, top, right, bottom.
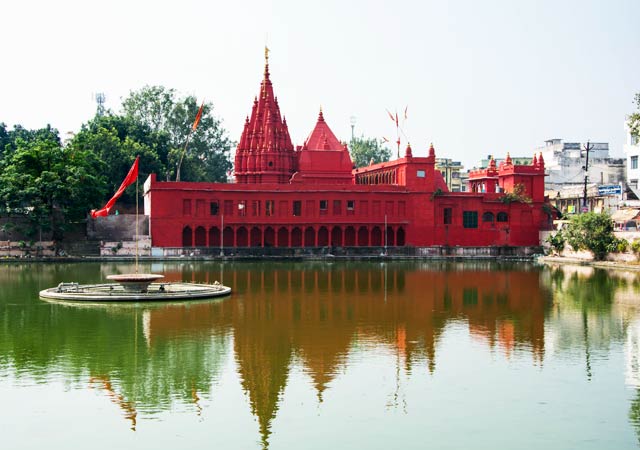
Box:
582, 141, 592, 213
350, 116, 356, 141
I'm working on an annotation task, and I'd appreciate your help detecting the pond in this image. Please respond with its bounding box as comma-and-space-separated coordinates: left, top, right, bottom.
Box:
0, 260, 639, 449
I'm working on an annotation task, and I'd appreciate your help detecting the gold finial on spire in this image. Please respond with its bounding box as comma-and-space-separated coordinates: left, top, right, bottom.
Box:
265, 46, 270, 64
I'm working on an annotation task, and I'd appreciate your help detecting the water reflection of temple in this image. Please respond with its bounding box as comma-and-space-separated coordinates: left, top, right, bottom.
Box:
215, 262, 551, 446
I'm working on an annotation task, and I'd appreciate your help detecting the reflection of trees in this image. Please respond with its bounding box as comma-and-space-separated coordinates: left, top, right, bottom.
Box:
0, 262, 232, 426
545, 265, 627, 380
631, 389, 640, 445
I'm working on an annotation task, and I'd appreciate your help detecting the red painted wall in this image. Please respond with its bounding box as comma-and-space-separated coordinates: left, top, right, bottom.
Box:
142, 58, 552, 250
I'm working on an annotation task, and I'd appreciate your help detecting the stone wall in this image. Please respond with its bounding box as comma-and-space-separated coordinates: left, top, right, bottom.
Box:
100, 238, 152, 256
0, 241, 57, 257
88, 214, 149, 241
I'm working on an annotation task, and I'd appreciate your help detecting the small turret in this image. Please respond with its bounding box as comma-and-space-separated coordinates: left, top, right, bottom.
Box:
405, 143, 413, 158
505, 152, 512, 165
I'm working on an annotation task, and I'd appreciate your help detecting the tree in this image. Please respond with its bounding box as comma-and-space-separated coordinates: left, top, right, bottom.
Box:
349, 136, 392, 168
564, 212, 617, 260
68, 114, 166, 205
629, 93, 640, 139
0, 127, 106, 239
121, 86, 233, 182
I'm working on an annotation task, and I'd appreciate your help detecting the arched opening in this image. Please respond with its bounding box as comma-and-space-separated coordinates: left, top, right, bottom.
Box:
318, 226, 329, 246
345, 226, 356, 246
194, 226, 206, 246
357, 226, 369, 246
277, 227, 289, 247
250, 227, 262, 247
291, 227, 302, 247
236, 226, 248, 247
209, 226, 220, 247
397, 227, 405, 246
331, 226, 343, 246
386, 226, 395, 246
264, 227, 275, 247
371, 226, 382, 246
182, 226, 192, 247
223, 226, 233, 247
497, 212, 509, 222
482, 212, 495, 223
304, 227, 315, 247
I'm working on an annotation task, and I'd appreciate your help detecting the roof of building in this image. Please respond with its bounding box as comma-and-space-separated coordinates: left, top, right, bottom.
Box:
610, 209, 640, 223
304, 109, 343, 151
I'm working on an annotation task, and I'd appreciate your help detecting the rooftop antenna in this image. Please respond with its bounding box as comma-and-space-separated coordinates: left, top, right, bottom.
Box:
94, 92, 106, 117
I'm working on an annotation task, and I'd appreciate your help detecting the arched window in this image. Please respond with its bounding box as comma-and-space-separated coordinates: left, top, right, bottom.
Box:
236, 226, 248, 247
482, 212, 495, 223
182, 226, 192, 247
194, 226, 206, 246
497, 212, 509, 222
277, 227, 289, 247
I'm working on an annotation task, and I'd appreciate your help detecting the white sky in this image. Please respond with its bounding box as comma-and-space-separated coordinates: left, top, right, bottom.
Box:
1, 0, 639, 168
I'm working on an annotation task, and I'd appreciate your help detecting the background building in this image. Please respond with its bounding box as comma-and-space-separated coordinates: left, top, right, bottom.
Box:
435, 158, 464, 192
538, 139, 625, 191
624, 120, 640, 197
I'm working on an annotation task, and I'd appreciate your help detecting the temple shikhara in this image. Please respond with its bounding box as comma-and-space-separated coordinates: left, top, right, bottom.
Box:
143, 53, 552, 252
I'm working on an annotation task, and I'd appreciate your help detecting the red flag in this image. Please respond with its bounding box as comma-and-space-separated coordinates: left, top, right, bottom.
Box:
192, 101, 204, 131
91, 156, 139, 218
386, 109, 395, 123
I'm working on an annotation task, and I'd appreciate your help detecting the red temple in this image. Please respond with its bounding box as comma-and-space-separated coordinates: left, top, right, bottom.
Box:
143, 56, 551, 253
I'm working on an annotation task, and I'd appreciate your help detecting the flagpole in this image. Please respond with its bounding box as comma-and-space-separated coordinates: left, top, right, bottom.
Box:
176, 129, 193, 182
135, 175, 139, 273
177, 101, 205, 182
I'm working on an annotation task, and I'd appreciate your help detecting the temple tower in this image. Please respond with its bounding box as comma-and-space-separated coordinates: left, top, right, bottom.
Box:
234, 48, 296, 184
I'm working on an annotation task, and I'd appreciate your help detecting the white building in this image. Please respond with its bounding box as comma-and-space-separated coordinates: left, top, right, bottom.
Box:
537, 139, 625, 191
624, 120, 640, 197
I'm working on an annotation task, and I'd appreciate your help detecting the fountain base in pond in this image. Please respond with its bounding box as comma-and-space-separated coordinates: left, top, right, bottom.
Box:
39, 279, 231, 302
106, 273, 165, 293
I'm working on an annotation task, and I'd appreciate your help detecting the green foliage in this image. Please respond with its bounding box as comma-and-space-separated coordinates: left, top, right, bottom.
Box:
546, 231, 565, 254
628, 93, 640, 139
68, 114, 165, 204
500, 183, 532, 204
121, 85, 233, 182
564, 212, 617, 260
349, 136, 392, 168
631, 239, 640, 260
0, 127, 106, 239
609, 238, 629, 254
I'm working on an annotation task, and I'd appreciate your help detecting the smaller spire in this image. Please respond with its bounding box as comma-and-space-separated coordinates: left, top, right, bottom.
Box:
532, 154, 538, 166
405, 143, 413, 158
428, 142, 435, 158
505, 152, 512, 165
318, 106, 324, 122
489, 157, 496, 170
538, 152, 545, 168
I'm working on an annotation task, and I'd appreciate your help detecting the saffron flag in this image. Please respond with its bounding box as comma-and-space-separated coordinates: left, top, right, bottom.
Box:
90, 156, 139, 218
192, 102, 204, 131
386, 109, 395, 123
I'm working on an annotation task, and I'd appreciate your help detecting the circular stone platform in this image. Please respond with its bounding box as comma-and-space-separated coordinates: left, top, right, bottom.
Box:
39, 281, 231, 302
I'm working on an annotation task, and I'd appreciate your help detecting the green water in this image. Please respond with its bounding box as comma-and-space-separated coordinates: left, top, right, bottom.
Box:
1, 260, 639, 449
